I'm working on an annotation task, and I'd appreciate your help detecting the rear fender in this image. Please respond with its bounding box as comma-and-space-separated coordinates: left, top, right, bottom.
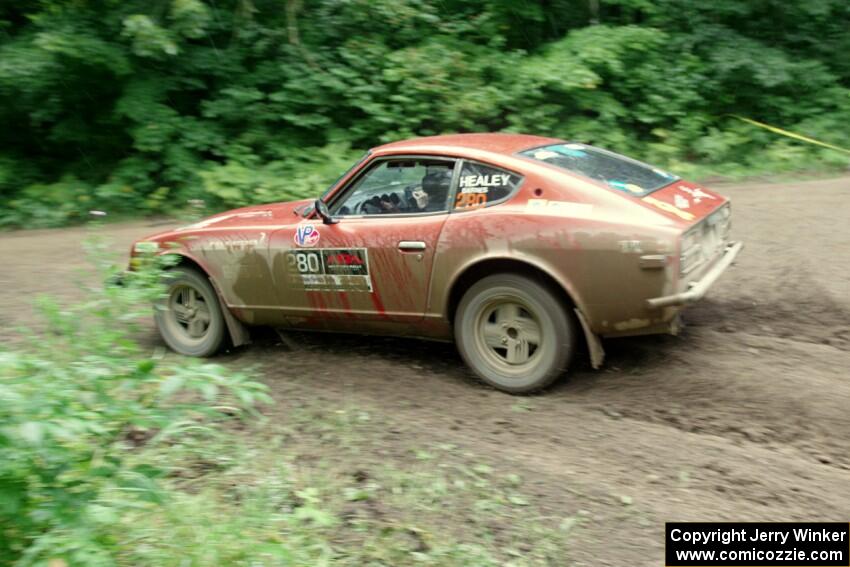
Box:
443, 254, 604, 369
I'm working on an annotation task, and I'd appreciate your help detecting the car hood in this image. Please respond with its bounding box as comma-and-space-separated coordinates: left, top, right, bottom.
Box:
136, 199, 311, 241
176, 199, 312, 231
637, 180, 728, 226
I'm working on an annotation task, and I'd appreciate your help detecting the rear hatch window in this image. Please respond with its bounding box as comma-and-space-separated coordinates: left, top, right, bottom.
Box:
519, 143, 678, 196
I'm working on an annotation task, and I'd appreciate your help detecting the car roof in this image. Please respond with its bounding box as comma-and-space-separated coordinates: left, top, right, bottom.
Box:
372, 133, 561, 157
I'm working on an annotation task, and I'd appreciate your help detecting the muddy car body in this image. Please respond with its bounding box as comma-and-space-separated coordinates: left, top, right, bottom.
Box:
131, 133, 742, 392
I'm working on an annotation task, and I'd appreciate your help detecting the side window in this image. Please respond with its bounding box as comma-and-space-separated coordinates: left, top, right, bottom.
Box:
454, 162, 523, 211
331, 158, 455, 216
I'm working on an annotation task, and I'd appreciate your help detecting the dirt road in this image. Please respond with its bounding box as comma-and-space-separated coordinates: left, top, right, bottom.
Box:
2, 176, 849, 566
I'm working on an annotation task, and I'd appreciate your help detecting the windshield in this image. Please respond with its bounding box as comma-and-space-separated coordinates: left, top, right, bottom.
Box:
301, 151, 373, 217
519, 143, 677, 196
321, 151, 372, 200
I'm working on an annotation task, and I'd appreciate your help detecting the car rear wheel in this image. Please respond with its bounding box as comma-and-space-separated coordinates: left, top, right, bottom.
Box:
154, 267, 226, 357
455, 274, 576, 394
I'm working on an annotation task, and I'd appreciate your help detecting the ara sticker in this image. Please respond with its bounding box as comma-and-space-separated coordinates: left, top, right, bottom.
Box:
459, 174, 509, 191
643, 196, 695, 221
294, 224, 320, 247
526, 199, 594, 218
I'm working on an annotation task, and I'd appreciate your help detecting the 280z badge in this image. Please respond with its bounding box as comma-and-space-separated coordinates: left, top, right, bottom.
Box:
294, 224, 320, 247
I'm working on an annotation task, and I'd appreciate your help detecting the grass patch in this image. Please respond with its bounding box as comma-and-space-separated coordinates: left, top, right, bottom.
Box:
114, 405, 575, 566
1, 243, 574, 566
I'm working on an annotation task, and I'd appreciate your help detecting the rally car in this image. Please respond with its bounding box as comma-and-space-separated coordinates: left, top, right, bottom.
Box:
130, 133, 742, 393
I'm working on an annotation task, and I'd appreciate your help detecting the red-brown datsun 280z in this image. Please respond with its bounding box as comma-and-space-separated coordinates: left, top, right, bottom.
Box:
129, 133, 742, 394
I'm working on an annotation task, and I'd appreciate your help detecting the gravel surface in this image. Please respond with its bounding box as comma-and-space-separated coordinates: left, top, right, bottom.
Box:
2, 176, 848, 566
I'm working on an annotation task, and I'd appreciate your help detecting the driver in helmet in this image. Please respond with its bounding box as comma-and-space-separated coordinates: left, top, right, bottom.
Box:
408, 166, 453, 212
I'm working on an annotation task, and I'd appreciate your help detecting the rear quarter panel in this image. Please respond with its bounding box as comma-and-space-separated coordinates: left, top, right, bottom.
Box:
429, 163, 684, 336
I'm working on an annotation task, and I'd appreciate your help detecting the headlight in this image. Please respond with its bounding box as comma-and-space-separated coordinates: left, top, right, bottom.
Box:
133, 241, 159, 254
718, 203, 731, 240
681, 228, 699, 253
680, 203, 732, 275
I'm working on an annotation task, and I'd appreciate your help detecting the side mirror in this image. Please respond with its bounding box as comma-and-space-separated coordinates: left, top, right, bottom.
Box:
314, 198, 338, 225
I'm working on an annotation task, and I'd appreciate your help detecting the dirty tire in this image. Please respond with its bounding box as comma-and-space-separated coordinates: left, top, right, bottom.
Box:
154, 267, 226, 357
455, 273, 576, 394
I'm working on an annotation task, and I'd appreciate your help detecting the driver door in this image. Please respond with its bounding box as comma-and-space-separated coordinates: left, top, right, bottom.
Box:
269, 156, 458, 329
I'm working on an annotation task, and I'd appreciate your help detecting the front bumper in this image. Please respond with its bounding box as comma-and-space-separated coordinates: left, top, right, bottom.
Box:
646, 241, 743, 309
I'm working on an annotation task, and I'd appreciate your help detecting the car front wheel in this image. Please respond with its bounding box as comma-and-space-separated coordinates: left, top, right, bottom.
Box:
455, 274, 576, 394
154, 267, 226, 357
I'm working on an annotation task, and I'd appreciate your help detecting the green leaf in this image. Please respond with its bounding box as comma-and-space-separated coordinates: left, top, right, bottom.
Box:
18, 422, 44, 444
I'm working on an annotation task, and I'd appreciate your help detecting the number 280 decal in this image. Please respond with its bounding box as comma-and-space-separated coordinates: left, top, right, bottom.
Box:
287, 250, 322, 273
455, 192, 487, 209
285, 248, 372, 292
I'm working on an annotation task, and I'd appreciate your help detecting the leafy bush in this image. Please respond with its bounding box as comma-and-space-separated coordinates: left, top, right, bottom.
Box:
0, 245, 271, 565
0, 0, 849, 228
0, 240, 572, 565
197, 142, 364, 209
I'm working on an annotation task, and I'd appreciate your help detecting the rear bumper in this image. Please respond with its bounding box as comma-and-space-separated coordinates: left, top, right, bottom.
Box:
646, 241, 743, 309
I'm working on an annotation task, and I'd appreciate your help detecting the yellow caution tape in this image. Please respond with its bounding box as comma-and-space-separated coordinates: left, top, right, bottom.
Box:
730, 115, 850, 155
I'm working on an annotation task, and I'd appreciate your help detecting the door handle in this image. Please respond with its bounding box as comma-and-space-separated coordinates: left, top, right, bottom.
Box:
398, 241, 426, 251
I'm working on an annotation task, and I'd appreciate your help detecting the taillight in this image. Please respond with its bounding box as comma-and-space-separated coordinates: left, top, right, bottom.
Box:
680, 227, 703, 275
679, 203, 731, 276
714, 202, 731, 241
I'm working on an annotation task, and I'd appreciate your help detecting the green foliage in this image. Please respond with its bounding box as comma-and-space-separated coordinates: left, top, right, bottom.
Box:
1, 0, 849, 227
0, 246, 272, 564
0, 241, 571, 565
108, 406, 573, 566
197, 143, 364, 208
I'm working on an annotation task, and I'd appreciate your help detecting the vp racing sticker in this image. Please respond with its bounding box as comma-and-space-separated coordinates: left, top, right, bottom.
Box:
285, 248, 372, 292
294, 224, 320, 247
